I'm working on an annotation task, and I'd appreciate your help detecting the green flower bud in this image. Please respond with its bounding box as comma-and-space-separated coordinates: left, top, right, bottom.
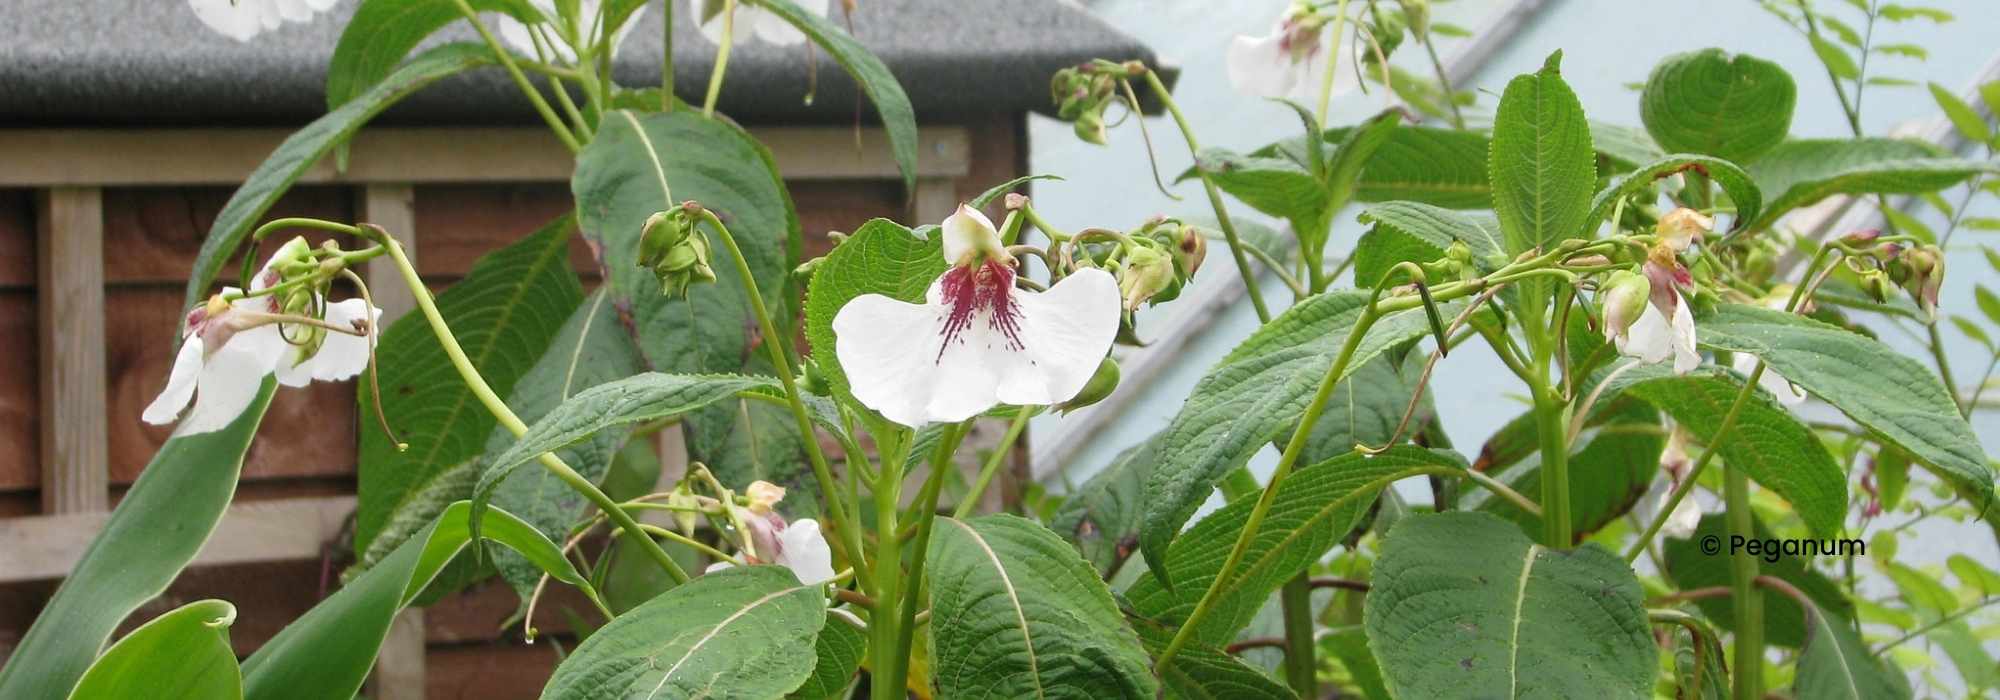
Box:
800, 356, 832, 396
1073, 108, 1109, 146
638, 209, 716, 298
1057, 357, 1120, 415
1117, 245, 1176, 311
1599, 269, 1650, 343
1858, 267, 1894, 303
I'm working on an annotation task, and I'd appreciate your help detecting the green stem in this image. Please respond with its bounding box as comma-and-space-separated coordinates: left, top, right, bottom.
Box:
1420, 32, 1465, 129
701, 0, 736, 118
1142, 68, 1272, 324
888, 423, 971, 695
451, 0, 582, 153
1531, 374, 1572, 547
693, 208, 858, 573
954, 410, 1032, 518
1871, 596, 2000, 655
1278, 575, 1317, 695
1315, 0, 1352, 126
1930, 323, 1967, 414
1724, 378, 1762, 700
1622, 361, 1765, 563
377, 228, 686, 582
869, 441, 908, 700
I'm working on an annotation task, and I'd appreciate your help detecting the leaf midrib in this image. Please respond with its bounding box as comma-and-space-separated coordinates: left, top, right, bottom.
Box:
945, 518, 1046, 700
645, 583, 812, 700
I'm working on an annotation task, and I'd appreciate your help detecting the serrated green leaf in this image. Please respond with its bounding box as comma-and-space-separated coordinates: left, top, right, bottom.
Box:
242, 502, 593, 700
183, 44, 492, 313
1639, 49, 1797, 163
1948, 553, 2000, 596
471, 372, 785, 541
1365, 512, 1656, 698
1929, 619, 1999, 691
1743, 138, 1997, 232
1930, 82, 1993, 147
750, 0, 918, 191
1318, 625, 1388, 699
1129, 448, 1469, 646
68, 600, 240, 700
1810, 33, 1862, 79
0, 381, 274, 700
1820, 15, 1863, 45
1793, 601, 1912, 700
803, 218, 944, 406
1048, 435, 1157, 577
927, 516, 1157, 698
1127, 613, 1296, 700
1877, 43, 1929, 59
1695, 304, 1995, 527
1195, 148, 1328, 229
1586, 154, 1761, 233
541, 565, 824, 700
1589, 121, 1668, 171
1353, 201, 1505, 286
357, 217, 584, 563
1138, 290, 1463, 583
1884, 562, 1957, 615
1490, 51, 1596, 253
325, 0, 537, 110
789, 614, 865, 700
1662, 514, 1853, 648
1185, 125, 1493, 209
1878, 4, 1952, 22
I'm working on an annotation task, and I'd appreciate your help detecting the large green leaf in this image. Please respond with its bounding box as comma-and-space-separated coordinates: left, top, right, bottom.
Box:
789, 614, 866, 700
1793, 601, 1912, 699
68, 600, 241, 700
1364, 512, 1656, 698
926, 516, 1158, 698
1661, 514, 1852, 648
1048, 434, 1158, 577
1470, 399, 1665, 542
802, 218, 944, 406
325, 0, 535, 109
1353, 201, 1505, 286
1127, 612, 1296, 700
1605, 365, 1847, 537
1184, 125, 1493, 209
241, 502, 594, 700
1585, 154, 1761, 234
1639, 49, 1796, 163
484, 290, 646, 600
471, 372, 784, 541
1138, 290, 1461, 583
541, 565, 825, 699
1742, 138, 1998, 232
1695, 304, 1995, 521
1128, 448, 1468, 646
0, 382, 275, 700
182, 43, 491, 312
1489, 51, 1596, 253
357, 217, 585, 564
1194, 149, 1328, 230
750, 0, 919, 191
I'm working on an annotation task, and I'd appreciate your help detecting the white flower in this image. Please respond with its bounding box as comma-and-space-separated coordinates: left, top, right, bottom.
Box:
832, 205, 1121, 428
187, 0, 336, 42
1733, 294, 1807, 405
497, 0, 646, 64
1225, 8, 1355, 100
688, 0, 828, 47
1617, 287, 1699, 374
705, 516, 836, 585
143, 237, 382, 436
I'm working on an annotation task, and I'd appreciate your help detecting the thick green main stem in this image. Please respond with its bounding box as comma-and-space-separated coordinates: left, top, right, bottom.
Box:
870, 441, 908, 700
1278, 576, 1317, 695
1531, 376, 1572, 547
1726, 453, 1762, 700
887, 423, 971, 697
380, 231, 687, 583
1142, 69, 1272, 324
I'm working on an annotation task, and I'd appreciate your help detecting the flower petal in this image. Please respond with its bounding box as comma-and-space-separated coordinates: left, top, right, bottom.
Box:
832, 292, 952, 427
750, 6, 807, 45
1616, 301, 1676, 366
279, 299, 381, 386
142, 338, 207, 425
992, 268, 1120, 407
187, 0, 265, 41
177, 325, 288, 436
690, 0, 752, 45
1662, 494, 1703, 539
777, 519, 835, 585
940, 205, 998, 265
1668, 298, 1700, 375
1734, 353, 1806, 406
1226, 31, 1296, 98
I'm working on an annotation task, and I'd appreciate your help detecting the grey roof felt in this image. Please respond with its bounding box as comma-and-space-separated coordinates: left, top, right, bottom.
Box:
0, 0, 1158, 127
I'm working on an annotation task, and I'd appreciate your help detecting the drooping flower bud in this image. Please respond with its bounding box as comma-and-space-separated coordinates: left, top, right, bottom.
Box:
1839, 229, 1882, 247
1073, 108, 1109, 146
744, 480, 787, 515
638, 209, 716, 298
1117, 245, 1176, 311
1600, 269, 1651, 345
665, 485, 702, 538
1656, 208, 1713, 253
1898, 244, 1944, 319
1057, 357, 1120, 414
1858, 267, 1894, 303
1171, 223, 1207, 278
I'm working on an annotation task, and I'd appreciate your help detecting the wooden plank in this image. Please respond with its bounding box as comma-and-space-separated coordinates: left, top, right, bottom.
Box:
369, 610, 426, 700
0, 126, 970, 187
0, 495, 353, 583
36, 187, 107, 514
911, 176, 957, 226
0, 190, 32, 288
426, 640, 559, 700
105, 287, 356, 484
0, 294, 37, 492
363, 185, 418, 323
410, 184, 593, 279
102, 185, 355, 286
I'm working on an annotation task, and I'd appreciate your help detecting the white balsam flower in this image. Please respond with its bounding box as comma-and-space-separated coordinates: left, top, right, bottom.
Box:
143, 237, 382, 436
688, 0, 828, 47
704, 516, 836, 586
1225, 8, 1355, 100
187, 0, 337, 42
832, 205, 1120, 428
